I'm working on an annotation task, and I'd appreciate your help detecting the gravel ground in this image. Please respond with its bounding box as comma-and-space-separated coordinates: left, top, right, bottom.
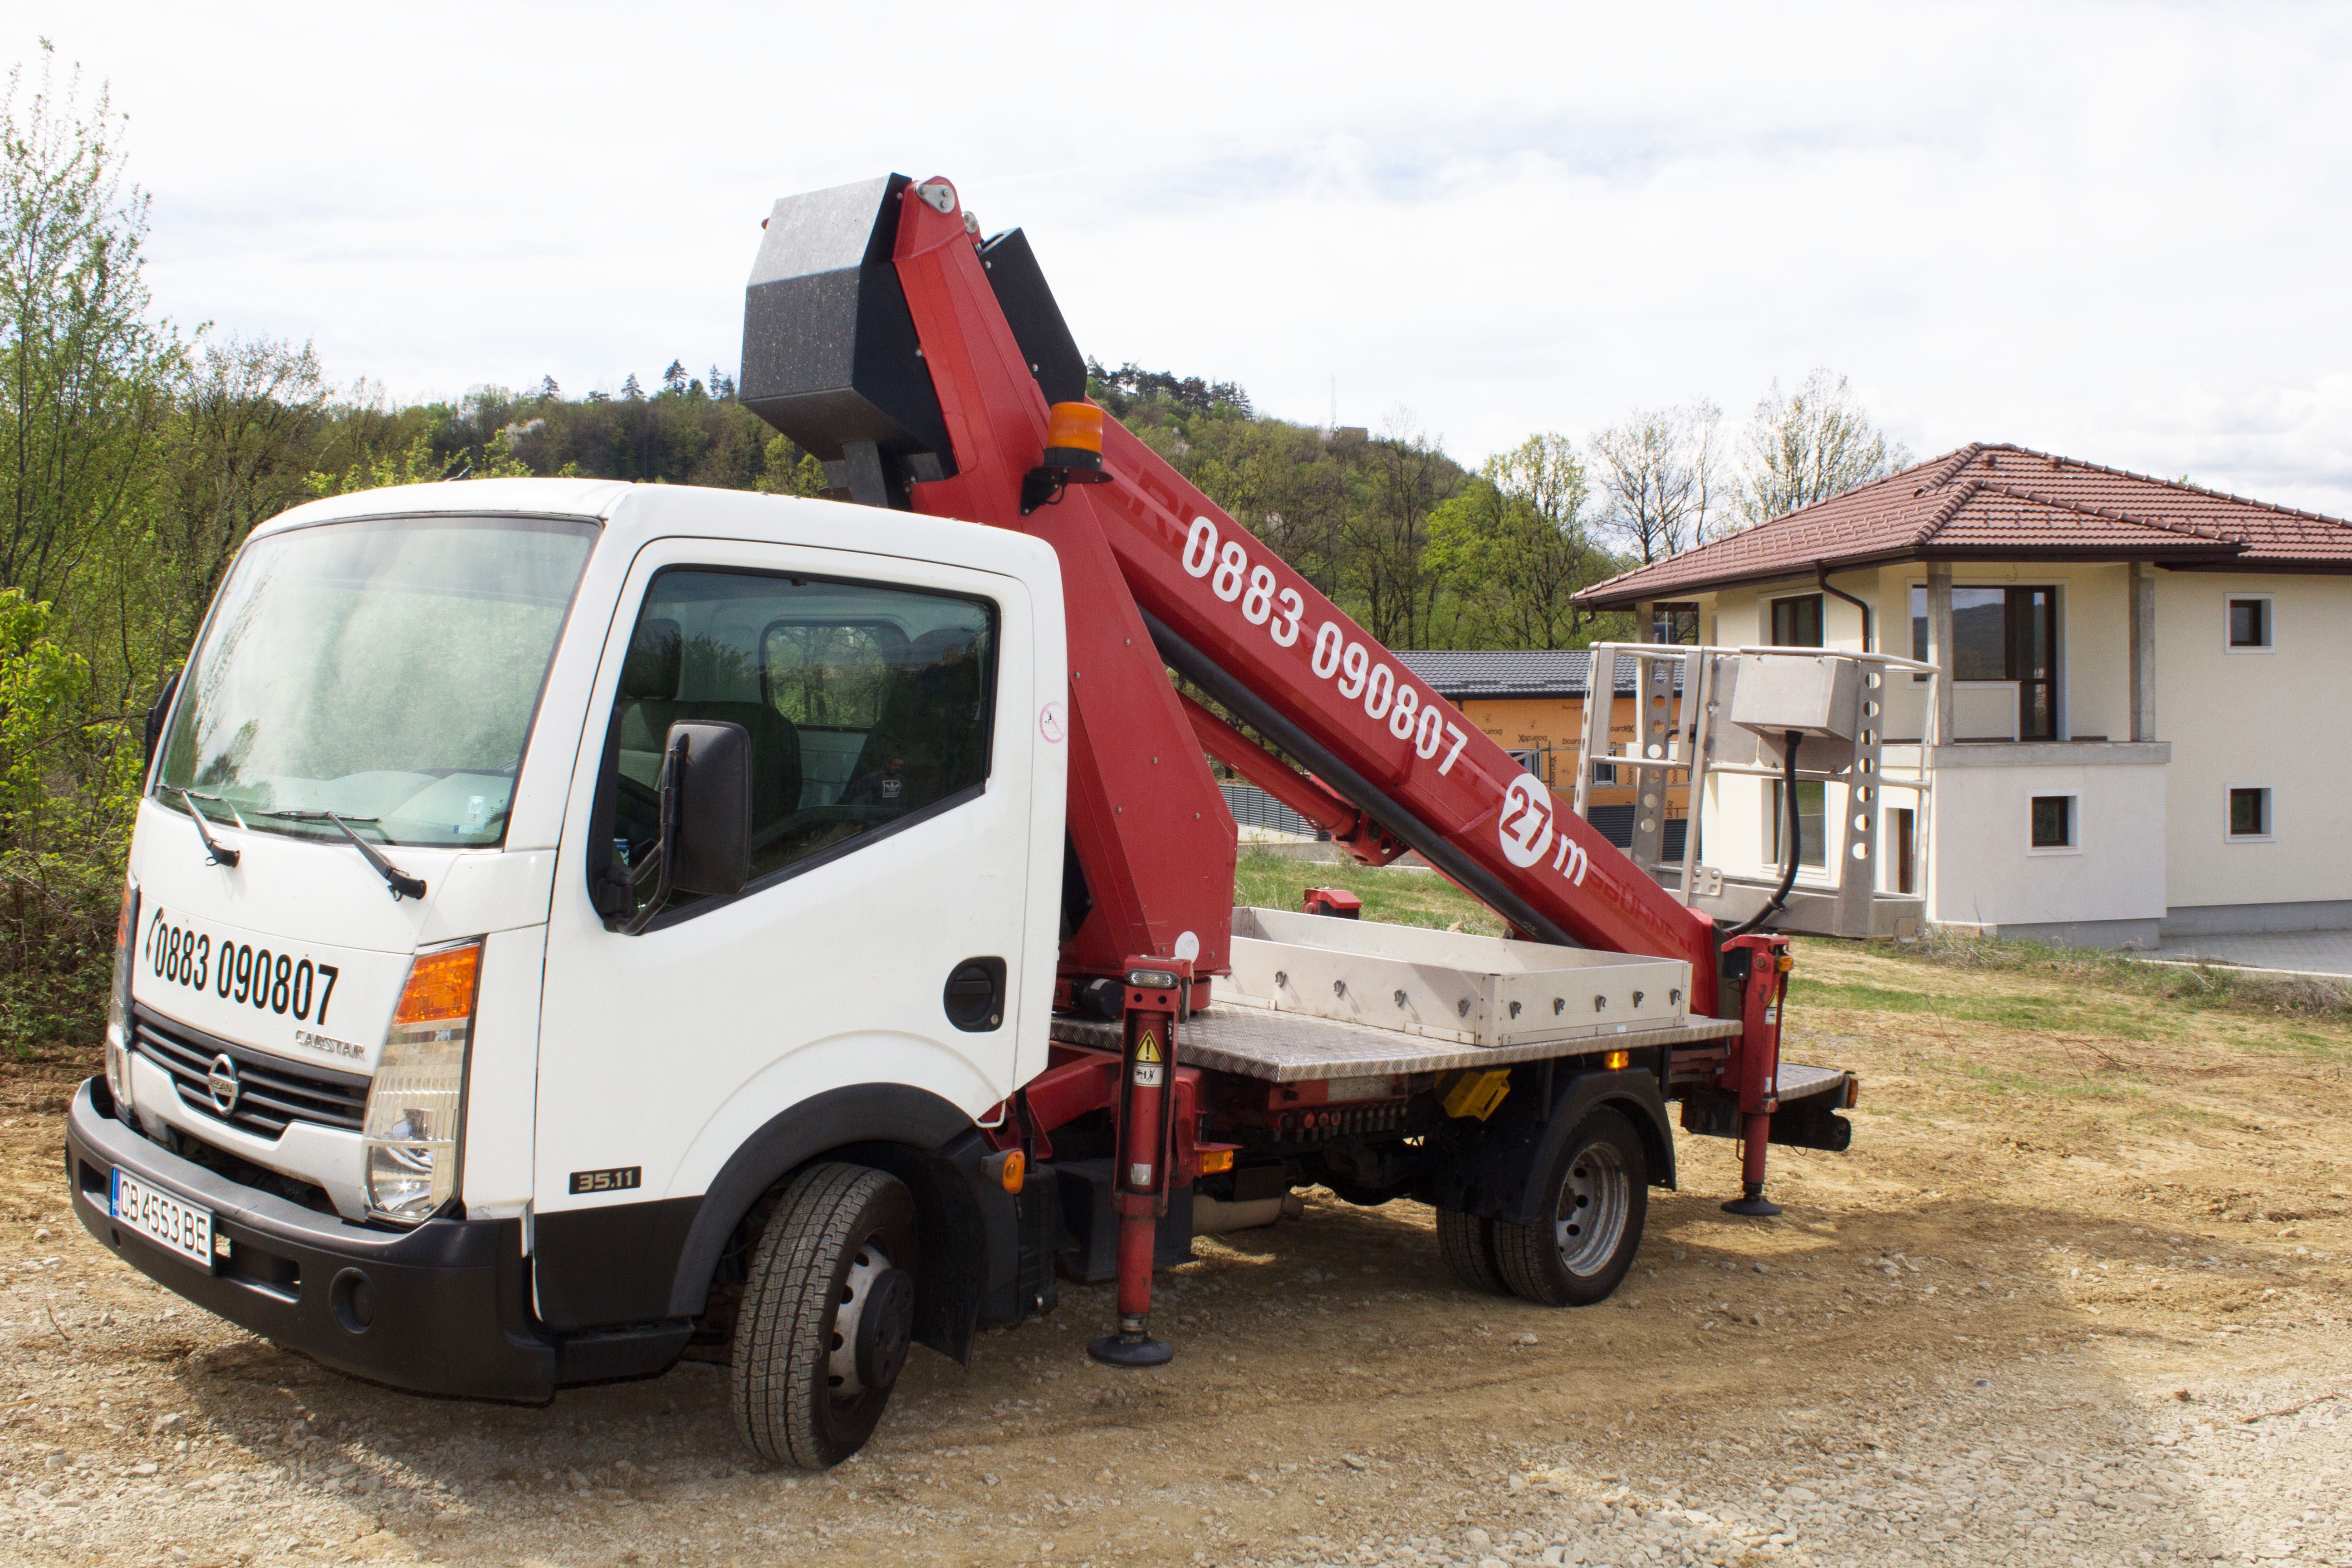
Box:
1, 937, 2347, 1567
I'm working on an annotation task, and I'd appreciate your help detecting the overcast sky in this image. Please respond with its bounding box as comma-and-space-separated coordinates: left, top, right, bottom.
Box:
24, 1, 2352, 514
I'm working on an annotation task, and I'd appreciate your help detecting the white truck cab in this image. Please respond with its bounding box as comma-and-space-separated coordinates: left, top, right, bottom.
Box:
70, 477, 1069, 1461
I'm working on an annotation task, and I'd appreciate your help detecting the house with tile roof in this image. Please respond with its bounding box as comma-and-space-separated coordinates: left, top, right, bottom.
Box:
1571, 443, 2352, 947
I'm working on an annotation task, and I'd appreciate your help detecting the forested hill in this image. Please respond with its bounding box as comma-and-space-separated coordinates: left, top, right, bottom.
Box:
382, 357, 1632, 656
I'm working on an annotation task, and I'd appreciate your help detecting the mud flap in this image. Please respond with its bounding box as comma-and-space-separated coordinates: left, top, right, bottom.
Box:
1051, 1157, 1194, 1283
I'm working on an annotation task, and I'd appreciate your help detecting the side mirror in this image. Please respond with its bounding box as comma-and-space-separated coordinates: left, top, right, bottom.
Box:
665, 720, 751, 898
144, 671, 181, 769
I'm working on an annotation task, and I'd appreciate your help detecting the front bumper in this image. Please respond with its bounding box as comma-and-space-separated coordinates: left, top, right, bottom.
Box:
68, 1078, 681, 1401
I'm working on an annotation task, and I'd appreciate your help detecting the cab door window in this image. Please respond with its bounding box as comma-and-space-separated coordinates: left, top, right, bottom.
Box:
592, 568, 997, 921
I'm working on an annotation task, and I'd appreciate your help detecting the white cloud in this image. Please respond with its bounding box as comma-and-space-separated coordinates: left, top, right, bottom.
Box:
42, 0, 2352, 511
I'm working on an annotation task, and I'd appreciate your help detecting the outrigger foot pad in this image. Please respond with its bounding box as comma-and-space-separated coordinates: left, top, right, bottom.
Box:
1088, 1331, 1175, 1368
1722, 1184, 1783, 1218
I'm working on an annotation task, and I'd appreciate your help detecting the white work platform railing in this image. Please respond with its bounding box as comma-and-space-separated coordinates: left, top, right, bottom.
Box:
1567, 644, 1943, 941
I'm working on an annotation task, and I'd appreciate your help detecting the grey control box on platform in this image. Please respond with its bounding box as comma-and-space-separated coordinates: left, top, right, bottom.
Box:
1728, 654, 1860, 740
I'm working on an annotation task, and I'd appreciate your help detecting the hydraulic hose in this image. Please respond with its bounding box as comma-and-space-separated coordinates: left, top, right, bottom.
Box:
1717, 730, 1804, 946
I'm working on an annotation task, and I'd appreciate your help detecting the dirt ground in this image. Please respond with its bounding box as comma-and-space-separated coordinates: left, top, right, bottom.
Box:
1, 935, 2347, 1568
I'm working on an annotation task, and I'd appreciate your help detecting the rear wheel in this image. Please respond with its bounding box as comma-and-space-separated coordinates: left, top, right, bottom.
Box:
730, 1163, 918, 1470
1493, 1106, 1647, 1307
1436, 1206, 1510, 1295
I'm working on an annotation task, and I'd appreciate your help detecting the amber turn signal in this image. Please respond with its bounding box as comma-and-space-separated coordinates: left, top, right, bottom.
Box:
1196, 1148, 1235, 1175
1603, 1049, 1632, 1071
981, 1147, 1026, 1194
393, 942, 482, 1025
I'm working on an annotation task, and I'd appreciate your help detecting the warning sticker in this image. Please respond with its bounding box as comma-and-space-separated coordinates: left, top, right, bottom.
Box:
1136, 1031, 1162, 1063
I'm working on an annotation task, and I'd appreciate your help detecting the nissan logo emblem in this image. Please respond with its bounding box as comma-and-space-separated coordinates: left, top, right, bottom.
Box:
206, 1054, 241, 1117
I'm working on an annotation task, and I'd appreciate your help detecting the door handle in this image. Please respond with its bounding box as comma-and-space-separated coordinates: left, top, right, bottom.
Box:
943, 957, 1007, 1033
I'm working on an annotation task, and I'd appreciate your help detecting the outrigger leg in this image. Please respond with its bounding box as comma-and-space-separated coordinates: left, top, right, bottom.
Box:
1087, 956, 1186, 1367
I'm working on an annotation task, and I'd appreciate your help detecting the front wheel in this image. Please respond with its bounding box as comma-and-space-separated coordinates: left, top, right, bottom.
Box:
1492, 1106, 1648, 1307
730, 1163, 918, 1470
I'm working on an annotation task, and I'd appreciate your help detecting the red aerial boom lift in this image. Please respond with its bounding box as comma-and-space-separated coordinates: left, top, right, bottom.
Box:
740, 173, 1855, 1368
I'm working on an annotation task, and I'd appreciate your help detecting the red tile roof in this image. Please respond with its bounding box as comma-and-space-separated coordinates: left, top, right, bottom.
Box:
1573, 443, 2352, 608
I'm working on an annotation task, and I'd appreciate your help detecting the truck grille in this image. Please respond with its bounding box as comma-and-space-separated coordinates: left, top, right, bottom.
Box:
131, 1009, 369, 1138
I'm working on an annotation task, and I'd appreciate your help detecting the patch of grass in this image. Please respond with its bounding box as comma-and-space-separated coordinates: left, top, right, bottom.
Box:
1786, 979, 1934, 1014
1788, 972, 2160, 1042
1231, 853, 1504, 936
1891, 927, 2352, 1032
1942, 1057, 2130, 1101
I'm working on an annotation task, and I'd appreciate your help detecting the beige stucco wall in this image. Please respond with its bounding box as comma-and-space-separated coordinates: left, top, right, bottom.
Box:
2155, 572, 2352, 912
1659, 563, 2351, 929
1923, 752, 2169, 931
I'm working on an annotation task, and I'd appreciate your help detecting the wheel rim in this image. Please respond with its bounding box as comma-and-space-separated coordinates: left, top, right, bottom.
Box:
826, 1241, 895, 1400
1553, 1140, 1631, 1277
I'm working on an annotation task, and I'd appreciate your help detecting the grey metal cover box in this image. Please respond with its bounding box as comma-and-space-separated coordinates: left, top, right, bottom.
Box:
1727, 654, 1859, 740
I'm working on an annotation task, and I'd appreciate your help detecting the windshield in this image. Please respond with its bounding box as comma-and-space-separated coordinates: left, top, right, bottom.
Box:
156, 514, 598, 848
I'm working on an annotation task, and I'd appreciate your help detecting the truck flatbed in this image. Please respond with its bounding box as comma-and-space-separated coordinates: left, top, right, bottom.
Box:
1049, 1004, 1745, 1082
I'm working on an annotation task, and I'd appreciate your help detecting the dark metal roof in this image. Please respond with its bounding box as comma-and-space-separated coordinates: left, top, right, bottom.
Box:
1393, 649, 1681, 700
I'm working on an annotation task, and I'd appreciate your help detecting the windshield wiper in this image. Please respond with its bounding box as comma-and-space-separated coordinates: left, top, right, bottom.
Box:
172, 789, 242, 868
256, 809, 428, 901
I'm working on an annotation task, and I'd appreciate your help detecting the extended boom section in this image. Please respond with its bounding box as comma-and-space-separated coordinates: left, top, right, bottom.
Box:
743, 173, 1723, 1006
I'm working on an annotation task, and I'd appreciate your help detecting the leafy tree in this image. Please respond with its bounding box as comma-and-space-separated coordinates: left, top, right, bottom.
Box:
147, 338, 328, 649
1588, 402, 1723, 565
1734, 368, 1911, 528
537, 374, 560, 401
1086, 357, 1251, 418
0, 584, 132, 1044
0, 45, 175, 606
755, 435, 827, 496
620, 372, 642, 401
306, 426, 526, 496
662, 360, 688, 396
1430, 434, 1613, 648
1343, 420, 1461, 648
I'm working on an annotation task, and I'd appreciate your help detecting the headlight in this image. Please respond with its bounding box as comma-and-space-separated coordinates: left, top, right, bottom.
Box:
363, 941, 480, 1225
104, 879, 137, 1108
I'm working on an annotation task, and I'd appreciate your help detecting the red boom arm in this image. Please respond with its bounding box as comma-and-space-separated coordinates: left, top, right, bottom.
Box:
882, 179, 1721, 1013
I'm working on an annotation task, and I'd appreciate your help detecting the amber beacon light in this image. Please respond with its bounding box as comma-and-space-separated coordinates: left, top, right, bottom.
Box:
1020, 401, 1112, 514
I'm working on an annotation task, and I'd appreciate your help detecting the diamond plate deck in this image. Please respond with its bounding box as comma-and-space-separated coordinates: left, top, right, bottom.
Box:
1048, 1004, 1744, 1083
1774, 1062, 1849, 1104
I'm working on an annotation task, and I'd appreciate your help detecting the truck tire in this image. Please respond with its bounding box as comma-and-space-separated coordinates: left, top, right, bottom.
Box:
1436, 1207, 1510, 1295
730, 1162, 918, 1470
1492, 1106, 1647, 1308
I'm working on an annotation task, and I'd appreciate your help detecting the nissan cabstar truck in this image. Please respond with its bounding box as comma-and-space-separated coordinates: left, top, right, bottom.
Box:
69, 173, 1869, 1471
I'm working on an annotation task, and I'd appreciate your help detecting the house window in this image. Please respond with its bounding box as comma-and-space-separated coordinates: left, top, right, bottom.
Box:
2029, 794, 2077, 853
2226, 786, 2272, 841
1910, 583, 2059, 740
1770, 594, 1823, 647
1770, 780, 1827, 870
2226, 596, 2272, 650
1651, 603, 1700, 645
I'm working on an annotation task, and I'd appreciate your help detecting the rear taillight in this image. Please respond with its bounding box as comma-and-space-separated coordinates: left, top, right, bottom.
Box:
362, 941, 480, 1225
104, 879, 137, 1107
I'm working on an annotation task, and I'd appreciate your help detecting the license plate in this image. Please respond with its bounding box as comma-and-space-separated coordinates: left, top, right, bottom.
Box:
110, 1168, 214, 1271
